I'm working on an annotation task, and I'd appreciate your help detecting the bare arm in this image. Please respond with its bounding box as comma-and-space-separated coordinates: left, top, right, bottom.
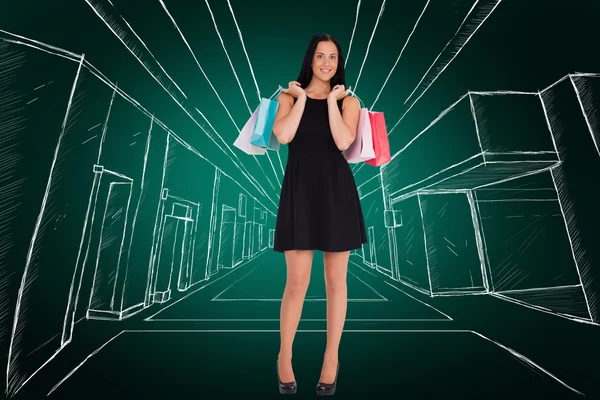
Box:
272, 93, 307, 144
327, 95, 360, 151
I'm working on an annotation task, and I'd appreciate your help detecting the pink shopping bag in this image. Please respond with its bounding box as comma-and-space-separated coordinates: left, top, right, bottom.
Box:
365, 111, 391, 167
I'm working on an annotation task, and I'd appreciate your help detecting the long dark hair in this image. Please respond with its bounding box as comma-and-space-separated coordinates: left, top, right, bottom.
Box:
296, 34, 346, 89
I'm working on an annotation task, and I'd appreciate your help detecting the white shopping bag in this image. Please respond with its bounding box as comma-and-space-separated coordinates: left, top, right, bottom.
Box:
343, 92, 375, 163
233, 107, 267, 155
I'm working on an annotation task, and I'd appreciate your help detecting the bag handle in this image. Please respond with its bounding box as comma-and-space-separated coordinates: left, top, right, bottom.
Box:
271, 86, 365, 107
269, 85, 284, 100
347, 88, 366, 109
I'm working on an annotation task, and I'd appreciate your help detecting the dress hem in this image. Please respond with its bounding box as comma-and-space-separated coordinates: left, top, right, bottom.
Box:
272, 241, 367, 253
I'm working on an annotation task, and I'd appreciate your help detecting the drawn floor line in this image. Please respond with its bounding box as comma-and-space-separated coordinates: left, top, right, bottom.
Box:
46, 329, 583, 397
348, 259, 454, 321
145, 318, 452, 322
491, 293, 597, 326
470, 330, 584, 396
210, 298, 388, 302
145, 251, 268, 320
212, 259, 388, 301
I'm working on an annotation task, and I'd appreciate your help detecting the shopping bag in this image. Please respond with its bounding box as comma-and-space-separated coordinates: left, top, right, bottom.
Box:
343, 94, 375, 163
365, 111, 391, 167
250, 86, 283, 150
233, 107, 267, 155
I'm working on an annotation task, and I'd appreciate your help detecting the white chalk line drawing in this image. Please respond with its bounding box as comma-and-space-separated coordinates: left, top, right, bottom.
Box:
191, 107, 279, 197
155, 0, 239, 128
351, 0, 386, 94
209, 262, 388, 302
212, 299, 388, 302
570, 74, 600, 157
344, 0, 361, 67
84, 0, 280, 208
469, 93, 486, 163
491, 292, 597, 327
392, 0, 503, 131
144, 251, 269, 321
147, 152, 275, 308
203, 0, 283, 187
107, 2, 188, 100
383, 280, 453, 320
155, 0, 281, 194
469, 331, 584, 396
129, 328, 471, 333
467, 191, 490, 292
370, 0, 430, 110
350, 258, 377, 277
62, 86, 118, 352
227, 1, 289, 181
0, 39, 32, 392
1, 3, 597, 398
160, 297, 390, 319
226, 0, 261, 100
147, 318, 448, 322
417, 194, 434, 294
85, 180, 134, 318
145, 156, 201, 308
347, 268, 388, 300
119, 118, 154, 313
352, 0, 502, 175
47, 331, 125, 396
6, 54, 86, 395
352, 78, 597, 323
45, 329, 584, 396
144, 251, 454, 323
549, 165, 594, 322
348, 73, 599, 327
0, 31, 81, 61
204, 0, 252, 114
1, 29, 278, 396
349, 258, 452, 320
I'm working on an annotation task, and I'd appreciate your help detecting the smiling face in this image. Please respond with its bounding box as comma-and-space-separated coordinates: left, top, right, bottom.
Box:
311, 40, 338, 82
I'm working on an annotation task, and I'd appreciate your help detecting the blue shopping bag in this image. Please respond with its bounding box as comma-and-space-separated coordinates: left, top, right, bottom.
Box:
250, 86, 283, 150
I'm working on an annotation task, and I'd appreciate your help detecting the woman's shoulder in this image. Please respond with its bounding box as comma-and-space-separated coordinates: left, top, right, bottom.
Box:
278, 92, 294, 104
342, 95, 360, 109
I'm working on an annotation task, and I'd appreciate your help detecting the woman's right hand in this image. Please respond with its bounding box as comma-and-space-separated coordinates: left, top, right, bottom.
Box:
281, 81, 306, 99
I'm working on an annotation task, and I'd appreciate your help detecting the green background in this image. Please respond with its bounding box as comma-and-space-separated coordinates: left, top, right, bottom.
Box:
1, 0, 599, 399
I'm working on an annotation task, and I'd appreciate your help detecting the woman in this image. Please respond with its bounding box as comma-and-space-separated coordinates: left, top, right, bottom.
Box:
272, 33, 367, 395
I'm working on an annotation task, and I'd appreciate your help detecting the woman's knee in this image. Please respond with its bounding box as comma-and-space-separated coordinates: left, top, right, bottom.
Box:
286, 275, 310, 295
285, 250, 313, 294
323, 251, 349, 291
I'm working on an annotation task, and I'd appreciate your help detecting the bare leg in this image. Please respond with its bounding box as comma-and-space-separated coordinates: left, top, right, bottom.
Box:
278, 249, 314, 382
320, 250, 349, 383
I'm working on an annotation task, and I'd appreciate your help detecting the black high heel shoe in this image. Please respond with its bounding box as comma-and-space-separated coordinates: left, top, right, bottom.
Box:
316, 362, 339, 395
277, 360, 297, 394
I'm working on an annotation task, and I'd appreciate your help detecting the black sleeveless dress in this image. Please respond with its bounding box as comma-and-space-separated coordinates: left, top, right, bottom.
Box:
273, 96, 368, 253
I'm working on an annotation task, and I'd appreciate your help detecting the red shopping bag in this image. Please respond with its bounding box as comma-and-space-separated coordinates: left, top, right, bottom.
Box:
365, 111, 391, 167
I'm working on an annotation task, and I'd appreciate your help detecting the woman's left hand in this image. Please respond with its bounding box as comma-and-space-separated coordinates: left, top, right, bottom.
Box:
329, 85, 350, 101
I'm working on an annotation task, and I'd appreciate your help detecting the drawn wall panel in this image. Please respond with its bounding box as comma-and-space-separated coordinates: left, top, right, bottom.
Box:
570, 75, 600, 156
419, 192, 486, 295
85, 91, 164, 319
470, 93, 558, 154
357, 177, 391, 277
2, 44, 123, 392
121, 124, 168, 310
474, 172, 589, 319
153, 135, 216, 290
475, 172, 579, 290
391, 195, 430, 293
540, 75, 600, 323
